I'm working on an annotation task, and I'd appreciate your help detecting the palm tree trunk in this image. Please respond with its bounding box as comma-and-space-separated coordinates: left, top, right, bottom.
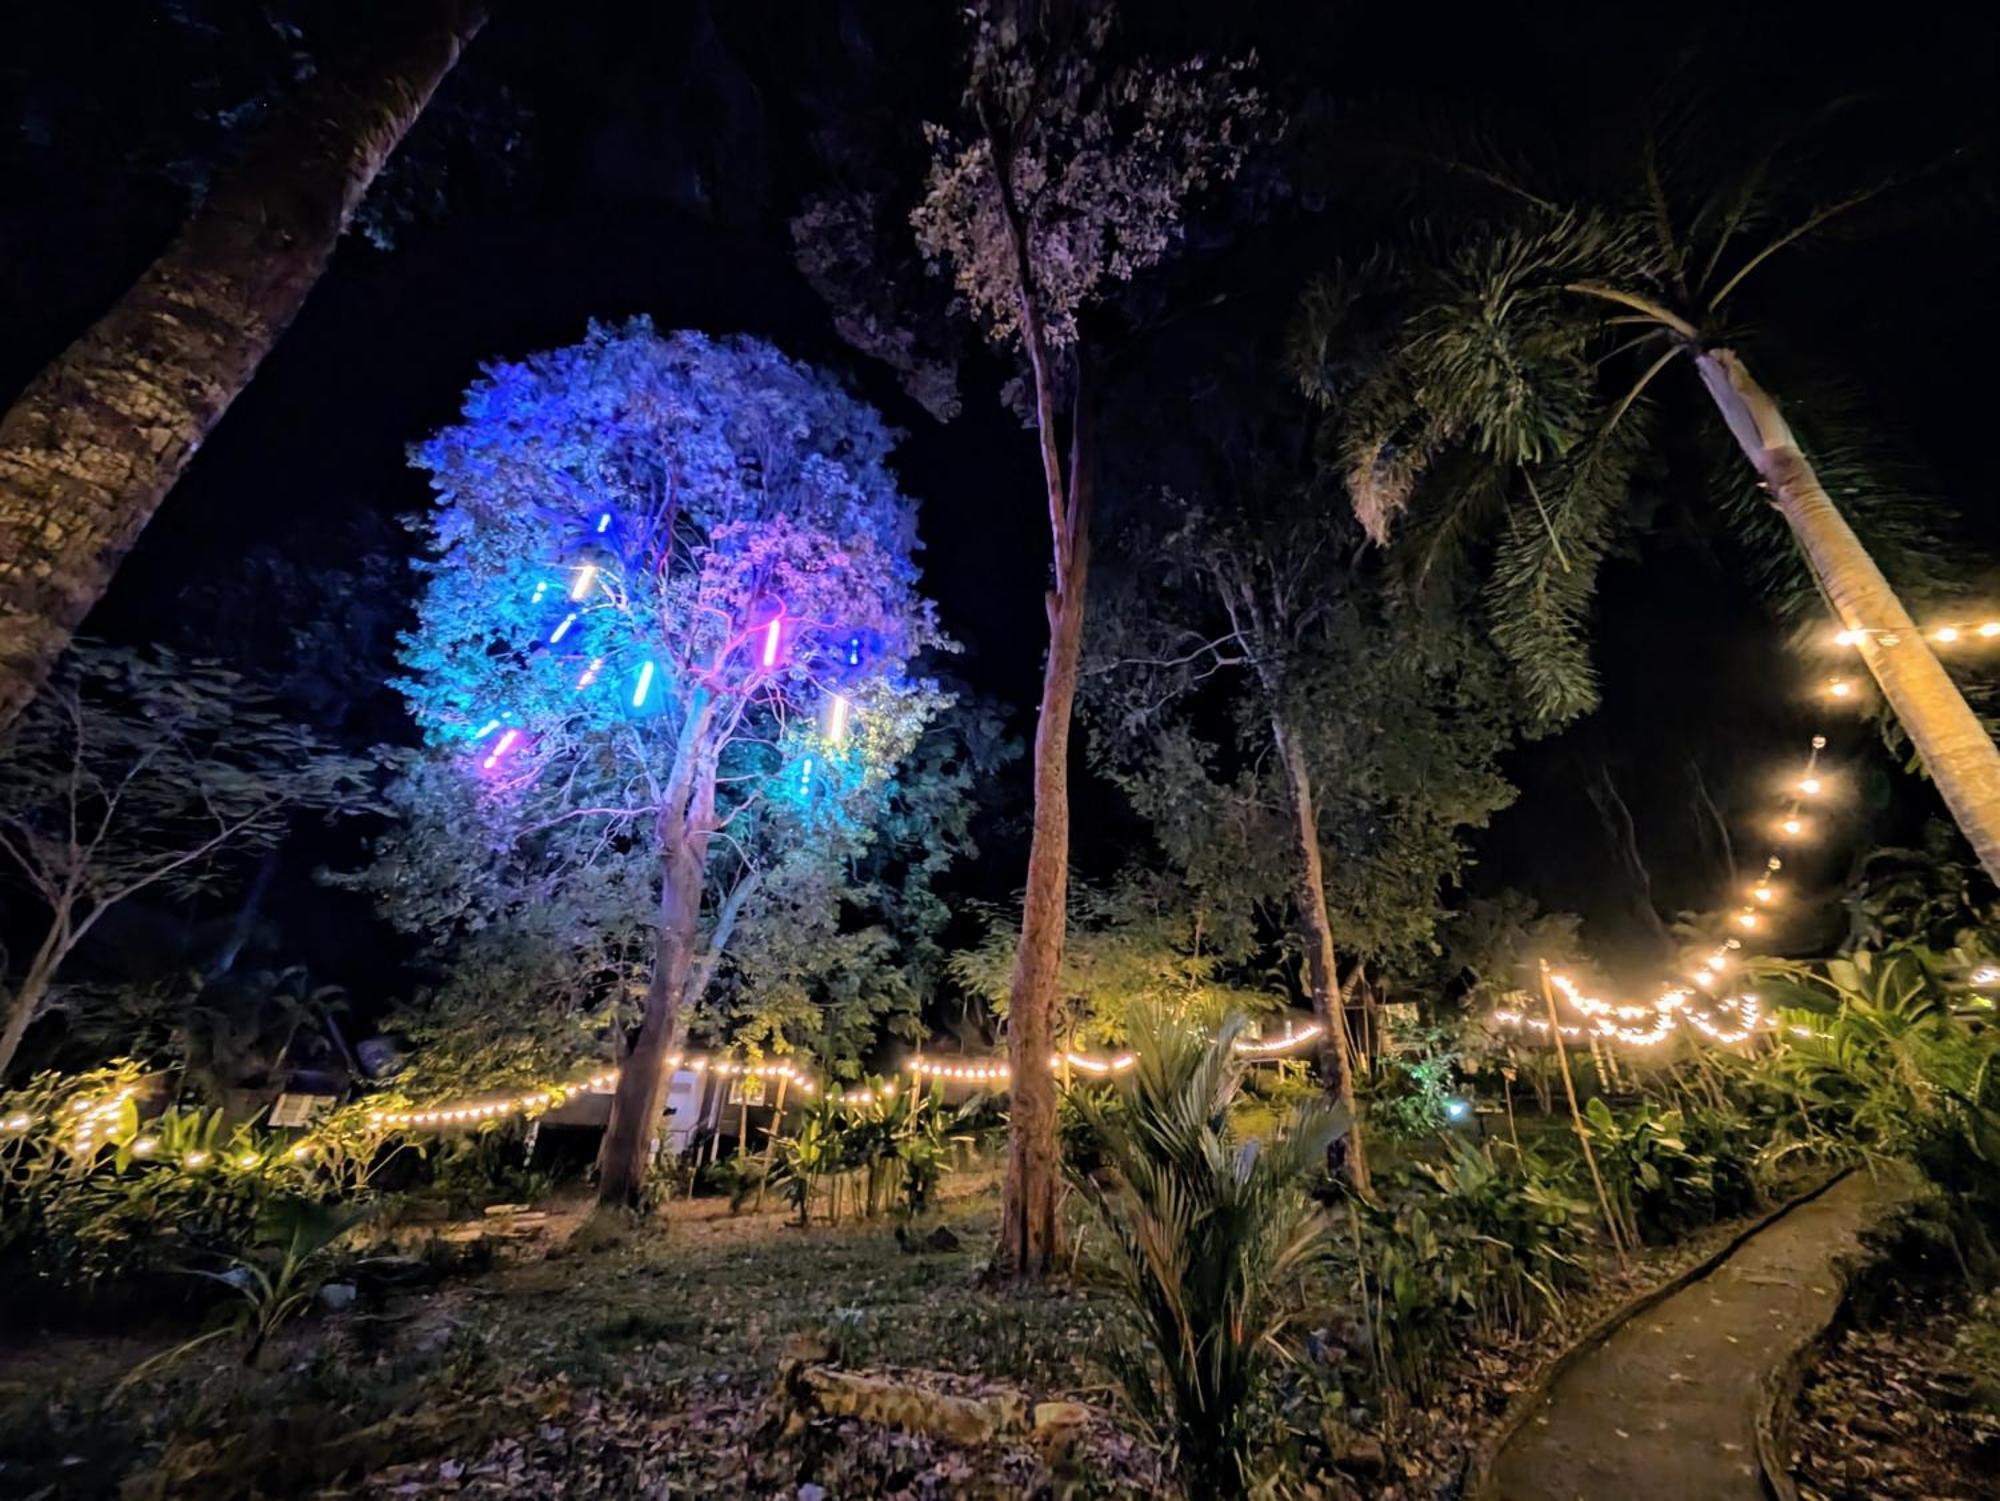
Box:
1272, 717, 1370, 1193
1697, 349, 2000, 883
0, 0, 487, 738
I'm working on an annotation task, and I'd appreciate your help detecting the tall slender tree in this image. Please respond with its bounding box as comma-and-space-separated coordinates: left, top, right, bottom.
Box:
0, 0, 487, 737
901, 1, 1263, 1278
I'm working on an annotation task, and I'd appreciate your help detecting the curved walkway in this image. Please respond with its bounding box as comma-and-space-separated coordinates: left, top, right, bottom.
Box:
1490, 1169, 1905, 1501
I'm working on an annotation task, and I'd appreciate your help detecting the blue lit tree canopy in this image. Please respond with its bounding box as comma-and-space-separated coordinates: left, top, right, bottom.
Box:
390, 320, 948, 1201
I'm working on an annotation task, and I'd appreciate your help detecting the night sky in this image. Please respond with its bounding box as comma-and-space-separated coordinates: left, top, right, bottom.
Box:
5, 0, 1995, 1015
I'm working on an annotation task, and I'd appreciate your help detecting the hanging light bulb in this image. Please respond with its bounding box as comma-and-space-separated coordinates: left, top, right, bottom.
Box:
827, 694, 849, 744
1798, 776, 1822, 796
595, 512, 612, 534
797, 755, 814, 795
762, 617, 783, 668
1751, 884, 1774, 903
1826, 678, 1854, 698
1834, 629, 1864, 647
632, 661, 655, 709
1736, 911, 1759, 931
569, 563, 598, 601
1781, 816, 1805, 837
1980, 622, 2000, 639
483, 728, 520, 770
1934, 626, 1961, 643
548, 612, 577, 644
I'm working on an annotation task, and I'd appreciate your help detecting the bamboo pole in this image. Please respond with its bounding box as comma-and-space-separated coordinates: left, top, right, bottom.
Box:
754, 1074, 789, 1214
1541, 962, 1627, 1266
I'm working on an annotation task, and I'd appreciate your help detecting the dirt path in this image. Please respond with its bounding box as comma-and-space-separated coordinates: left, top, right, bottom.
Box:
1491, 1170, 1905, 1501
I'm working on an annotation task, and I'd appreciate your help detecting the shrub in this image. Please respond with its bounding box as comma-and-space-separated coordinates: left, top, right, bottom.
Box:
1068, 1005, 1340, 1500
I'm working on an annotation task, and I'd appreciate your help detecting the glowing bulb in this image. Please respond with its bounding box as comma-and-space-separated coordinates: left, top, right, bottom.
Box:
1834, 629, 1863, 646
530, 581, 549, 605
184, 1150, 208, 1167
1934, 626, 1960, 643
798, 755, 814, 796
846, 635, 862, 667
576, 657, 604, 691
131, 1137, 157, 1157
483, 728, 520, 770
1826, 679, 1853, 698
238, 1152, 260, 1168
1781, 817, 1804, 837
1752, 885, 1773, 903
632, 661, 656, 708
596, 512, 612, 534
827, 694, 849, 744
1799, 776, 1822, 796
473, 719, 502, 740
548, 612, 577, 644
1980, 623, 2000, 639
569, 564, 598, 601
1, 1114, 28, 1133
290, 1144, 311, 1160
762, 617, 783, 668
1736, 912, 1759, 931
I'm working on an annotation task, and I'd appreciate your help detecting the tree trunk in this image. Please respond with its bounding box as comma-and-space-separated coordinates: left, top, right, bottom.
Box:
597, 800, 711, 1207
1697, 349, 2000, 883
0, 929, 64, 1079
995, 537, 1089, 1278
1271, 717, 1370, 1193
0, 0, 488, 738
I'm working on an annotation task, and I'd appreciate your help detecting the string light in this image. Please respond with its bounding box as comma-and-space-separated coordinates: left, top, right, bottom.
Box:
576, 657, 604, 691
632, 661, 656, 709
762, 617, 783, 668
1798, 776, 1822, 796
827, 694, 849, 744
548, 612, 577, 644
569, 564, 598, 601
482, 728, 520, 771
596, 513, 612, 534
1826, 679, 1853, 698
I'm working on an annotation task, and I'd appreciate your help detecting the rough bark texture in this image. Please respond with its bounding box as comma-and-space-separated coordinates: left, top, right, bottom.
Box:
0, 0, 488, 738
0, 939, 61, 1080
597, 748, 716, 1206
1697, 350, 2000, 884
1272, 718, 1370, 1193
989, 119, 1089, 1283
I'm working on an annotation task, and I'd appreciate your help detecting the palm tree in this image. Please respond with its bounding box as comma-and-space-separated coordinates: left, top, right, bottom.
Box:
1293, 113, 2000, 881
0, 0, 487, 738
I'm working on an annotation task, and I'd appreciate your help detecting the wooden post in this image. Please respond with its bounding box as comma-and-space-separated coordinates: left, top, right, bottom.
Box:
1541, 962, 1627, 1266
1501, 1063, 1521, 1156
755, 1074, 789, 1214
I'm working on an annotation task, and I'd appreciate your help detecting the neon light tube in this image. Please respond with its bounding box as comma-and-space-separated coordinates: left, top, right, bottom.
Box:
483, 729, 520, 769
632, 661, 655, 708
762, 617, 782, 667
827, 694, 848, 743
548, 612, 577, 644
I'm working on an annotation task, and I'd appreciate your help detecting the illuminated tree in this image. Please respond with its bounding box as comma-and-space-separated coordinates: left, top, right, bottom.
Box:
395, 321, 946, 1205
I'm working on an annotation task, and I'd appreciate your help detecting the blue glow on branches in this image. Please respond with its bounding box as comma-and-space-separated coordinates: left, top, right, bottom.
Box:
548, 612, 577, 644
632, 661, 656, 708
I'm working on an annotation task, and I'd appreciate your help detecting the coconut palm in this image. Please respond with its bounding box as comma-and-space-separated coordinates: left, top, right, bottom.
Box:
1292, 104, 2000, 881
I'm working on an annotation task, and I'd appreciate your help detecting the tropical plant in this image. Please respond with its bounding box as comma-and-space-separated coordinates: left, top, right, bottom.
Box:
1293, 101, 2000, 880
1412, 1142, 1592, 1338
1582, 1096, 1735, 1245
773, 1098, 847, 1227
1068, 1005, 1340, 1499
